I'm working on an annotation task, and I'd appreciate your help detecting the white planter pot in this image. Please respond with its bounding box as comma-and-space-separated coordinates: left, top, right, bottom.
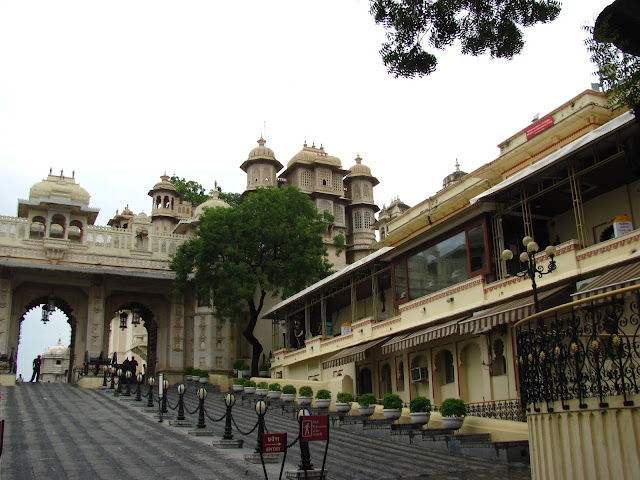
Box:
268, 391, 282, 399
244, 386, 256, 394
259, 370, 269, 377
441, 416, 464, 430
383, 408, 402, 420
255, 388, 268, 397
199, 377, 208, 384
241, 369, 250, 378
358, 406, 375, 416
335, 402, 352, 413
282, 393, 296, 402
298, 396, 313, 406
233, 385, 244, 393
315, 399, 331, 409
410, 412, 431, 425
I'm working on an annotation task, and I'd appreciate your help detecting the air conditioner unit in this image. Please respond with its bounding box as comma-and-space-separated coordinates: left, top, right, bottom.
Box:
410, 367, 427, 383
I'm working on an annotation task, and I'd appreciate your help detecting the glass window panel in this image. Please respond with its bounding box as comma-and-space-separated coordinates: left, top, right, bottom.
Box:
468, 225, 487, 273
394, 262, 407, 302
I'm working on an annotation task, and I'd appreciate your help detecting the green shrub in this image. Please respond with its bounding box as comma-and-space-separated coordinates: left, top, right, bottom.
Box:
200, 370, 209, 378
315, 389, 331, 400
184, 366, 194, 376
440, 398, 466, 417
337, 391, 354, 403
233, 359, 245, 370
357, 393, 377, 408
240, 363, 250, 371
245, 380, 257, 388
192, 369, 202, 377
259, 361, 270, 371
233, 377, 247, 386
258, 381, 269, 389
382, 393, 403, 410
282, 384, 297, 395
409, 396, 432, 413
299, 386, 313, 397
268, 383, 281, 392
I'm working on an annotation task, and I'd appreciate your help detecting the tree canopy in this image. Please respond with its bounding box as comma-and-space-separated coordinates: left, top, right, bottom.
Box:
370, 0, 561, 78
585, 25, 640, 113
170, 186, 333, 375
169, 176, 210, 206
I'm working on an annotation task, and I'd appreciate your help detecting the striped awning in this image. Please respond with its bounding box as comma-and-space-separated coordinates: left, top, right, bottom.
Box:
573, 262, 640, 300
322, 336, 390, 369
458, 285, 568, 335
381, 318, 461, 354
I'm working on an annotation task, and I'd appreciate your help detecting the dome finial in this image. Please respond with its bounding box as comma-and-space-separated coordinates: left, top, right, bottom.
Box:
455, 158, 460, 171
257, 136, 266, 147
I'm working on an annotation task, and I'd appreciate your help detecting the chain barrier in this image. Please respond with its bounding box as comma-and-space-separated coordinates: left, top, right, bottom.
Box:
185, 402, 200, 415
232, 415, 260, 435
202, 406, 226, 422
287, 433, 300, 449
167, 397, 179, 411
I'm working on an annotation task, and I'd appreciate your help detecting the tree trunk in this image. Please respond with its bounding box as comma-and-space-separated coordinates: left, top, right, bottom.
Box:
243, 290, 266, 377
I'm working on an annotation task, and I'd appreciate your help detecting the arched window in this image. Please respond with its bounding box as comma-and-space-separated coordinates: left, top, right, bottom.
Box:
163, 196, 170, 208
397, 361, 405, 391
363, 184, 370, 199
381, 363, 392, 396
355, 212, 363, 229
155, 195, 162, 209
364, 211, 372, 229
353, 184, 361, 200
443, 350, 455, 385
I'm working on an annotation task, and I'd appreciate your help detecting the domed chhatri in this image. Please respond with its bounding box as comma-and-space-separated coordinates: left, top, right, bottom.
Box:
194, 189, 230, 216
240, 137, 284, 191
286, 142, 342, 169
29, 170, 91, 206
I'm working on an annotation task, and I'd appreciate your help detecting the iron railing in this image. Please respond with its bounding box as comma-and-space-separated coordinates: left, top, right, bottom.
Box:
515, 285, 640, 413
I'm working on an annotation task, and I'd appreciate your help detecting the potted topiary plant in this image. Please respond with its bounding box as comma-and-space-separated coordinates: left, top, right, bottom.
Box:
240, 362, 251, 378
232, 359, 244, 377
382, 393, 403, 420
315, 389, 331, 408
298, 386, 313, 406
282, 384, 297, 402
259, 361, 270, 377
184, 366, 194, 381
191, 369, 201, 381
199, 370, 209, 383
233, 377, 246, 392
409, 396, 432, 425
336, 391, 354, 413
357, 393, 377, 417
440, 398, 466, 430
256, 381, 269, 397
244, 379, 257, 394
268, 382, 282, 399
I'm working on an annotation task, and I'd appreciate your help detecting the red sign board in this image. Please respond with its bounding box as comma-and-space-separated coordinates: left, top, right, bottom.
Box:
525, 115, 554, 140
301, 415, 329, 442
262, 433, 286, 454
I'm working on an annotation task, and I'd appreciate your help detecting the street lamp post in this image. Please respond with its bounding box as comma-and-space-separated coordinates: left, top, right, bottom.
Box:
176, 384, 186, 421
297, 408, 314, 471
125, 370, 132, 396
109, 365, 115, 390
196, 387, 208, 429
254, 400, 267, 454
162, 378, 169, 414
146, 376, 155, 408
501, 236, 557, 313
223, 393, 235, 440
135, 373, 144, 401
116, 368, 123, 396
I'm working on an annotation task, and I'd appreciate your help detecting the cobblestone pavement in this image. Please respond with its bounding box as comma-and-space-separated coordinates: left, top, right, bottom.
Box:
0, 383, 531, 480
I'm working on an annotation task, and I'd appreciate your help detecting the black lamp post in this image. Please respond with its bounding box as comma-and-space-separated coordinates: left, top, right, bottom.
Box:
135, 373, 144, 401
102, 363, 108, 387
223, 393, 235, 440
176, 384, 186, 421
109, 365, 115, 390
254, 400, 267, 454
161, 378, 169, 414
297, 408, 314, 471
116, 367, 123, 396
196, 387, 208, 429
501, 236, 557, 313
146, 376, 155, 408
158, 373, 164, 423
125, 370, 132, 396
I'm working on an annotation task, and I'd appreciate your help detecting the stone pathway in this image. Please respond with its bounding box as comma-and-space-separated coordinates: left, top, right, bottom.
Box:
0, 383, 531, 480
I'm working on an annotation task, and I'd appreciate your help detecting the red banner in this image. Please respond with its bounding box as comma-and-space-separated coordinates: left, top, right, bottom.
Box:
301, 415, 328, 442
262, 433, 286, 453
526, 115, 554, 140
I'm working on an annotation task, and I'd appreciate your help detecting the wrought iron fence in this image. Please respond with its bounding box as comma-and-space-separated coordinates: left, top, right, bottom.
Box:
464, 399, 526, 422
515, 286, 640, 413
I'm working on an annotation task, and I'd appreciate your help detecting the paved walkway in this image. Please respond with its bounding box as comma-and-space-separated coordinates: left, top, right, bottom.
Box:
0, 383, 532, 480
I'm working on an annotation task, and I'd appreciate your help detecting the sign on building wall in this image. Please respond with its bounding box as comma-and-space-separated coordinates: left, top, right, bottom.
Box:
525, 115, 554, 140
341, 322, 352, 335
613, 214, 634, 237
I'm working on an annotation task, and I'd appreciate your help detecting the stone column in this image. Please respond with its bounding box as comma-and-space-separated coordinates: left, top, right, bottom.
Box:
0, 275, 13, 359
87, 279, 106, 359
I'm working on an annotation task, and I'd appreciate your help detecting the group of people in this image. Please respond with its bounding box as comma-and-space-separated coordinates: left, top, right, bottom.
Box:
24, 354, 141, 384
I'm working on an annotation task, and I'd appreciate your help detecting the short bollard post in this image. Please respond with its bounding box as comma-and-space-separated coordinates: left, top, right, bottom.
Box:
102, 364, 108, 387
125, 370, 132, 396
109, 365, 115, 390
254, 400, 267, 454
196, 387, 207, 429
298, 408, 314, 471
223, 393, 235, 440
135, 373, 144, 401
176, 384, 186, 420
162, 378, 169, 413
146, 376, 155, 408
158, 373, 164, 423
116, 368, 123, 396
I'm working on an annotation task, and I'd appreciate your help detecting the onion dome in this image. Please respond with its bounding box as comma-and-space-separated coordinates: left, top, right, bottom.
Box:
241, 136, 283, 172
286, 142, 342, 169
194, 190, 230, 216
148, 173, 177, 196
345, 155, 379, 186
29, 171, 90, 206
42, 339, 69, 357
442, 159, 467, 189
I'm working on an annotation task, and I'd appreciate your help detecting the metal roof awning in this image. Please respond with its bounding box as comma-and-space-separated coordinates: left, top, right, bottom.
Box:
573, 262, 640, 300
458, 285, 569, 335
322, 336, 390, 369
381, 318, 461, 354
470, 112, 636, 205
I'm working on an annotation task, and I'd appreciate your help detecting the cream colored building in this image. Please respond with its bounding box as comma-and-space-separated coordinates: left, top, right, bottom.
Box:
40, 339, 70, 383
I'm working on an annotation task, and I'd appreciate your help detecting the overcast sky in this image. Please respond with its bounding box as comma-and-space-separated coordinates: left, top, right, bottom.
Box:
1, 1, 612, 375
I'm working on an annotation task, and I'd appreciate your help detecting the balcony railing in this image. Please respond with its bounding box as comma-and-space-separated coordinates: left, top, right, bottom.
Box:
515, 285, 640, 414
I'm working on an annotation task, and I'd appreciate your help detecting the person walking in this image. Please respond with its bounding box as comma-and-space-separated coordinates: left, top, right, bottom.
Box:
30, 355, 42, 382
